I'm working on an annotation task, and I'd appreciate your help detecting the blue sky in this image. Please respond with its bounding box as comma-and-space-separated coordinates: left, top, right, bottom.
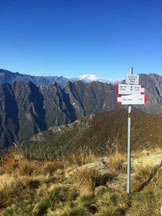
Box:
0, 0, 162, 80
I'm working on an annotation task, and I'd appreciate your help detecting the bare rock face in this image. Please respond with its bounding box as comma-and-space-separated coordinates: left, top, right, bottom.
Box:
64, 81, 118, 119
0, 82, 73, 148
138, 74, 162, 114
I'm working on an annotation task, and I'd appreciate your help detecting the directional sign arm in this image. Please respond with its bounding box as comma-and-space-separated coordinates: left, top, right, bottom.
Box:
115, 84, 145, 95
117, 94, 148, 105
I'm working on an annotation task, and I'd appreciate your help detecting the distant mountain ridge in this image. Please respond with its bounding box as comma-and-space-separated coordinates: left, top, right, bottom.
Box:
0, 69, 119, 87
0, 69, 68, 88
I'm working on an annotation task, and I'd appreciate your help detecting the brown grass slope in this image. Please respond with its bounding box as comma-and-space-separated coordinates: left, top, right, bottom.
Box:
20, 109, 162, 159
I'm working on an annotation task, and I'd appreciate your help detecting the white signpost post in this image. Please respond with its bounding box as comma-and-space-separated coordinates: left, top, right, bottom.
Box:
116, 67, 148, 194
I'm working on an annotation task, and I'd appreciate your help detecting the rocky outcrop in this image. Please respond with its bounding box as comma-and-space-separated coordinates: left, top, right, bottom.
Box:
132, 153, 162, 168
64, 81, 118, 119
67, 153, 162, 192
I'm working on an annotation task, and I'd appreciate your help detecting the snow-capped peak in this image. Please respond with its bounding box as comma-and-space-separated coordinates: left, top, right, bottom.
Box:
78, 74, 100, 82
77, 74, 119, 84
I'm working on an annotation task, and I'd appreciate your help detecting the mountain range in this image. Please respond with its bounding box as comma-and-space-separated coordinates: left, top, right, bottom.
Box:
0, 80, 118, 149
0, 69, 68, 88
0, 69, 162, 149
0, 69, 119, 87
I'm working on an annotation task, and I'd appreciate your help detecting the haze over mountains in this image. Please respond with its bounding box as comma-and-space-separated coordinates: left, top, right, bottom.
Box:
0, 69, 162, 149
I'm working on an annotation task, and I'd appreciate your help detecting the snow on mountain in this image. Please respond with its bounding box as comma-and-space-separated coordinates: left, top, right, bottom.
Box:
78, 74, 100, 82
77, 74, 120, 84
106, 78, 120, 84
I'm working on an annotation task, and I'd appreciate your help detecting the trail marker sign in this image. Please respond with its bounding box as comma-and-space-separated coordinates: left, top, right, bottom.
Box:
116, 68, 148, 194
126, 74, 139, 85
115, 84, 144, 95
117, 94, 147, 105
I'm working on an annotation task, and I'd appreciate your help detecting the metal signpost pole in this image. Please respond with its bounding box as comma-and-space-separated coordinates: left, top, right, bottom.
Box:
116, 67, 147, 193
127, 67, 133, 194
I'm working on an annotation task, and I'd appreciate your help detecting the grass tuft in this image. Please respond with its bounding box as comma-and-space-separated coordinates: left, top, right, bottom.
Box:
74, 167, 97, 194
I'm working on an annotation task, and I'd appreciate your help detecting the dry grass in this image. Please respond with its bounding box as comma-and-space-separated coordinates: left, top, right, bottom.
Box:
74, 167, 97, 195
131, 165, 153, 192
0, 147, 162, 216
107, 151, 127, 174
61, 150, 98, 168
132, 147, 162, 158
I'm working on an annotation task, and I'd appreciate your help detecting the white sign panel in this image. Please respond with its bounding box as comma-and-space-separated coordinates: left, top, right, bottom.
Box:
117, 94, 147, 105
126, 74, 139, 85
117, 84, 144, 95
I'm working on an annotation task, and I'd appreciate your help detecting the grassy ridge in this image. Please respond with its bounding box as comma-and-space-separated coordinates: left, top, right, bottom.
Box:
21, 109, 162, 159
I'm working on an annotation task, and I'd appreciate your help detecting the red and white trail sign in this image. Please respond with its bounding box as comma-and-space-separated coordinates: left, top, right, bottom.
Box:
117, 94, 148, 105
115, 84, 144, 95
117, 68, 148, 194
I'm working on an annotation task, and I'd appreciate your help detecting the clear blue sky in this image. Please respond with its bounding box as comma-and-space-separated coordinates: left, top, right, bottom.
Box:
0, 0, 162, 80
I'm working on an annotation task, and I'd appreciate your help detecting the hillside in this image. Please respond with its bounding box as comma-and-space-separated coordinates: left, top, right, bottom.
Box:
21, 109, 162, 159
0, 81, 117, 149
0, 147, 161, 216
0, 82, 74, 148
